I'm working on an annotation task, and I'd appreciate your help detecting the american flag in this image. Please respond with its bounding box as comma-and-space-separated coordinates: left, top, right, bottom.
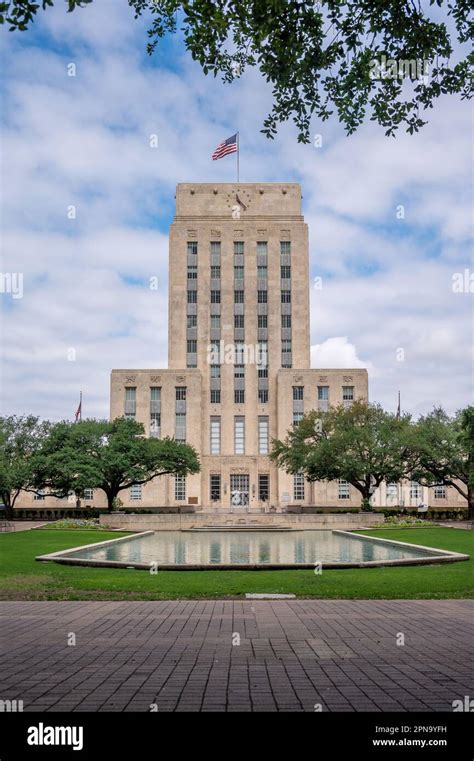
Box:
212, 133, 238, 161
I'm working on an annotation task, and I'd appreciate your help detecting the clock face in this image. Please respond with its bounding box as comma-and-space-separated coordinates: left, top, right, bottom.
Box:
225, 189, 252, 214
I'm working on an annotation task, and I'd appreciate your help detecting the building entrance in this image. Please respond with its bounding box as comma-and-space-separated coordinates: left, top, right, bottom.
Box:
230, 474, 250, 509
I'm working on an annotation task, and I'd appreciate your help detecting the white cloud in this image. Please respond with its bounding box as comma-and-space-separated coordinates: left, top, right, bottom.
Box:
311, 337, 372, 371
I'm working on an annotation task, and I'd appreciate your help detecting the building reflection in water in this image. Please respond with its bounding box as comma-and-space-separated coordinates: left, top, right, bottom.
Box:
74, 530, 435, 566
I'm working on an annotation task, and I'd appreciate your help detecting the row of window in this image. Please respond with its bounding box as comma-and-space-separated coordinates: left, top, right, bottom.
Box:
203, 288, 293, 305
292, 385, 355, 401
188, 241, 290, 259
31, 480, 448, 503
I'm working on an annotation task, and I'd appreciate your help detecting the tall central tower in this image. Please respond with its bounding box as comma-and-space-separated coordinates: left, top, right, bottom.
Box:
168, 183, 310, 507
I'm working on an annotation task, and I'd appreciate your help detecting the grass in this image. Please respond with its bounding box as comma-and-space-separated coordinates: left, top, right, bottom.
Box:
0, 527, 472, 601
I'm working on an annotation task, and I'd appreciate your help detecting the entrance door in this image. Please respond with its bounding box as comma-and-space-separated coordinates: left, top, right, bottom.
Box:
230, 474, 249, 510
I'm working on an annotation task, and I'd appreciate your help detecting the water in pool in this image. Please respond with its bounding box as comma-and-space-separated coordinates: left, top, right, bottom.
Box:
65, 530, 438, 566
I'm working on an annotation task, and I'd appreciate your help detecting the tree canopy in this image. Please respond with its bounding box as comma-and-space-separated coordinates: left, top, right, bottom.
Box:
1, 0, 472, 141
33, 416, 200, 510
405, 406, 473, 517
271, 400, 411, 510
0, 415, 52, 518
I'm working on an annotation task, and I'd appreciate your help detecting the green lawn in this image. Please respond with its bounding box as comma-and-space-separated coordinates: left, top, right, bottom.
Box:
0, 527, 472, 600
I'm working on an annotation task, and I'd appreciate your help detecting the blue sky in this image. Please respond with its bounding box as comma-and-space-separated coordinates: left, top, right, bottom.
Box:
0, 0, 472, 420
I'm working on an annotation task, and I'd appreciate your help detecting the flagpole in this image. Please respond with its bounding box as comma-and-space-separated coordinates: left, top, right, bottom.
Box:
237, 132, 240, 183
80, 390, 82, 421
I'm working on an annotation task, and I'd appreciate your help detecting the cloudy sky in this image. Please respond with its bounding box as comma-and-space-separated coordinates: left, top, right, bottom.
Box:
1, 1, 472, 421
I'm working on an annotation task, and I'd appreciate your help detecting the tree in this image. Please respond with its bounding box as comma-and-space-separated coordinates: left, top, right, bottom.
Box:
1, 1, 472, 141
0, 415, 52, 519
33, 417, 200, 511
271, 400, 410, 510
405, 406, 473, 520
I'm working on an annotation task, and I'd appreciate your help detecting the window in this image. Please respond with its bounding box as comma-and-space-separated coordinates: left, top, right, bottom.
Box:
130, 484, 142, 501
256, 241, 267, 255
234, 314, 244, 328
338, 480, 350, 499
280, 241, 291, 256
124, 387, 136, 418
83, 488, 94, 501
211, 290, 221, 303
187, 266, 197, 279
176, 387, 186, 401
281, 314, 291, 328
175, 475, 186, 501
150, 387, 161, 438
210, 265, 221, 279
293, 386, 304, 401
209, 341, 219, 357
234, 417, 245, 454
234, 266, 244, 279
234, 290, 244, 303
234, 241, 244, 255
235, 343, 245, 364
257, 342, 268, 367
258, 416, 269, 454
187, 241, 198, 256
187, 290, 197, 303
281, 265, 291, 279
257, 266, 268, 279
386, 482, 398, 499
258, 314, 268, 328
434, 484, 447, 499
187, 314, 197, 328
210, 417, 221, 454
210, 389, 221, 403
150, 412, 161, 437
257, 290, 268, 303
410, 481, 422, 499
318, 386, 329, 400
258, 474, 270, 501
210, 314, 220, 328
175, 413, 186, 441
234, 364, 244, 379
258, 389, 268, 403
258, 366, 268, 378
293, 412, 303, 427
293, 473, 305, 501
210, 474, 221, 501
210, 365, 221, 379
210, 241, 221, 256
282, 340, 292, 352
34, 490, 46, 501
342, 386, 354, 401
186, 339, 197, 353
234, 389, 245, 404
281, 290, 291, 303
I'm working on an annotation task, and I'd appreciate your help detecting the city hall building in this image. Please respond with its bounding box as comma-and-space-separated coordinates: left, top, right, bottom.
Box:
110, 183, 368, 511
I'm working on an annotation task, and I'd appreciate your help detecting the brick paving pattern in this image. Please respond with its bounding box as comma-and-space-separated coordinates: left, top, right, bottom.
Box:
0, 600, 472, 712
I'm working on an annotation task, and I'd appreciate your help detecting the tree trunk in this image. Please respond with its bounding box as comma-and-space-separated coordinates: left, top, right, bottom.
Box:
107, 493, 114, 512
468, 485, 474, 522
